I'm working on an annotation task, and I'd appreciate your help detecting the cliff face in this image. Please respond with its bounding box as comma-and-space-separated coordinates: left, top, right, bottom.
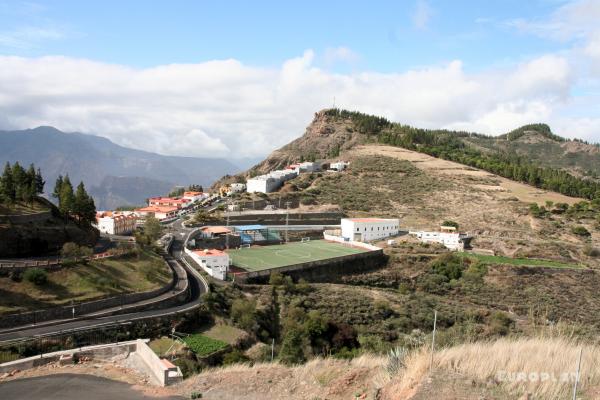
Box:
245, 109, 365, 175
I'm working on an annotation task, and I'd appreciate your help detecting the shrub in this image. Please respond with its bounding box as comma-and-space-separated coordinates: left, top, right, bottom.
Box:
441, 220, 459, 229
386, 347, 408, 377
230, 298, 258, 332
430, 253, 464, 280
222, 349, 250, 366
583, 245, 600, 258
279, 327, 306, 364
489, 311, 513, 336
571, 226, 590, 236
173, 358, 201, 378
23, 268, 48, 285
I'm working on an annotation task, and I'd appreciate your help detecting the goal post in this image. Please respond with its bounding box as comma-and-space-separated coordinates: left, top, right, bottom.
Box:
240, 244, 251, 249
301, 237, 311, 243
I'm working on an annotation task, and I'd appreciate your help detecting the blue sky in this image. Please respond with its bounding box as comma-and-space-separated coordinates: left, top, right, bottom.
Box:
0, 0, 599, 157
1, 0, 569, 71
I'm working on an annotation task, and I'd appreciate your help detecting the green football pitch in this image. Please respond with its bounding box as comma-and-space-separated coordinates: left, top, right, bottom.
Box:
226, 240, 369, 272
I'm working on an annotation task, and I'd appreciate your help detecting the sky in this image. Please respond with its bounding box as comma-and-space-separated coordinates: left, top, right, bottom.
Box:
1, 0, 600, 159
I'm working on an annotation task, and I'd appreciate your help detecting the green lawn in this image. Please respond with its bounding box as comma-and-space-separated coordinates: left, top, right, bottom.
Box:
0, 248, 171, 314
458, 252, 583, 269
182, 334, 228, 356
149, 336, 185, 357
226, 240, 369, 272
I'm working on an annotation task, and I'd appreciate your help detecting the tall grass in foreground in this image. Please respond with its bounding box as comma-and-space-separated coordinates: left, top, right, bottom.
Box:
429, 338, 600, 398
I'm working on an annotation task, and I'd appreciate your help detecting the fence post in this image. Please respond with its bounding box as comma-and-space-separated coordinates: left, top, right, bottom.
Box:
572, 347, 583, 400
271, 338, 274, 361
429, 310, 437, 374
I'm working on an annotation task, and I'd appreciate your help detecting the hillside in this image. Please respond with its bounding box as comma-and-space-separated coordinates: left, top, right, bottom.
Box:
0, 197, 97, 257
464, 124, 600, 179
224, 110, 599, 263
0, 126, 240, 209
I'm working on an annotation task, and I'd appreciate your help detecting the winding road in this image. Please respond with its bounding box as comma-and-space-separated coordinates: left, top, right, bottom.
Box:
0, 219, 207, 343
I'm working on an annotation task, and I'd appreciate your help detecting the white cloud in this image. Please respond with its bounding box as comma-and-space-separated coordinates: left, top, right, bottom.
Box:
323, 46, 360, 66
0, 26, 64, 49
412, 0, 433, 30
0, 49, 597, 159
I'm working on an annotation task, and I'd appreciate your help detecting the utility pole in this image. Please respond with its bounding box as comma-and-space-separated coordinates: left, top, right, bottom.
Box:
225, 202, 231, 250
285, 201, 291, 243
429, 310, 437, 373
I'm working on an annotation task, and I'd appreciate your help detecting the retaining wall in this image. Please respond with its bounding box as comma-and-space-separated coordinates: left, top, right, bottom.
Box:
234, 246, 385, 284
0, 339, 182, 386
0, 257, 185, 329
219, 212, 344, 226
0, 340, 139, 374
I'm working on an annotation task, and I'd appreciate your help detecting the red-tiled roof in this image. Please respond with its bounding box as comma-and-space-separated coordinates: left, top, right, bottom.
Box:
201, 226, 231, 234
135, 206, 178, 213
193, 249, 227, 257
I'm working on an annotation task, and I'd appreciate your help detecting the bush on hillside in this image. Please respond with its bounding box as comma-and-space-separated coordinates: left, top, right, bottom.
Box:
571, 225, 590, 237
23, 268, 48, 285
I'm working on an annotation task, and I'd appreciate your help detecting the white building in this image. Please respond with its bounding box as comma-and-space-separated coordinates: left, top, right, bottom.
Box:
229, 183, 246, 194
247, 169, 298, 193
186, 248, 229, 280
341, 218, 400, 242
409, 226, 472, 251
182, 191, 208, 203
330, 161, 349, 171
134, 206, 179, 221
289, 161, 319, 174
94, 211, 137, 235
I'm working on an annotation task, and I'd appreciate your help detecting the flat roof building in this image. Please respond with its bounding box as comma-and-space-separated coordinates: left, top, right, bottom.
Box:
341, 217, 400, 242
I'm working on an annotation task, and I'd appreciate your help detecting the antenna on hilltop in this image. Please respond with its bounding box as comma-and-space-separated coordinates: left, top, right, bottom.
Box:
332, 96, 336, 109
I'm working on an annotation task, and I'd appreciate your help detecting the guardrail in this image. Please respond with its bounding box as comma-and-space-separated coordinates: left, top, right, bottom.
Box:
0, 250, 187, 329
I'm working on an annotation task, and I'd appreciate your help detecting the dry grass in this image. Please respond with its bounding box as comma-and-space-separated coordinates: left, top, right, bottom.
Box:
388, 338, 600, 399
351, 144, 585, 206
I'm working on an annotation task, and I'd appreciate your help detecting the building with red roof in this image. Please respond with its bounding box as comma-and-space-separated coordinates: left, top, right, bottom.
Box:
148, 197, 191, 209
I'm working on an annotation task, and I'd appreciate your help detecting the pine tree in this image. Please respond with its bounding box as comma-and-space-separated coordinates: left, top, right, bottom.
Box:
0, 162, 15, 203
52, 175, 63, 199
59, 175, 75, 216
35, 168, 45, 195
11, 162, 26, 202
74, 182, 96, 226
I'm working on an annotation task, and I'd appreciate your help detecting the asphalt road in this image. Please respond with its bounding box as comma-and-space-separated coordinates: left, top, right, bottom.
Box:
0, 374, 185, 400
0, 234, 207, 342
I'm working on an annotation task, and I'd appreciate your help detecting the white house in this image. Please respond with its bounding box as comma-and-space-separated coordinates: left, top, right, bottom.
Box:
289, 161, 319, 174
247, 176, 279, 193
182, 191, 208, 203
409, 226, 472, 251
134, 206, 179, 221
330, 161, 349, 172
186, 248, 229, 280
94, 211, 137, 235
229, 183, 246, 194
341, 218, 400, 242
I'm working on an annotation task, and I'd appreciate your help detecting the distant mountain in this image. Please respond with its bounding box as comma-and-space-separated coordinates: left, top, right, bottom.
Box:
0, 126, 240, 209
462, 124, 600, 179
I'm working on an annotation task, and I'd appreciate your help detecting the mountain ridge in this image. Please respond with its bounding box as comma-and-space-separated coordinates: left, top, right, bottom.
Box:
0, 126, 240, 209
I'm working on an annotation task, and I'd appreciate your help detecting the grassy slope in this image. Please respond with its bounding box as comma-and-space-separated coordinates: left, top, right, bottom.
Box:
458, 252, 582, 269
0, 248, 171, 314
